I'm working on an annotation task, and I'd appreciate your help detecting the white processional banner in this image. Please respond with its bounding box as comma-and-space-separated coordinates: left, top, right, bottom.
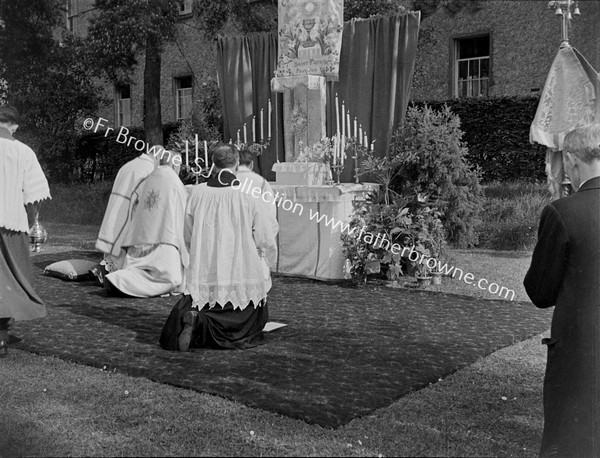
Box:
276, 0, 344, 80
530, 44, 600, 150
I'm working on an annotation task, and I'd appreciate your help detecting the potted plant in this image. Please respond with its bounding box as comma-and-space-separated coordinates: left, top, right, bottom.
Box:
414, 261, 432, 286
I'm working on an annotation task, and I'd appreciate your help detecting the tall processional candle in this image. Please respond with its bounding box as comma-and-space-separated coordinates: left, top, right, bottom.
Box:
185, 140, 189, 166
243, 124, 247, 144
347, 111, 351, 138
335, 94, 340, 138
341, 101, 345, 139
204, 140, 208, 166
268, 99, 272, 138
195, 134, 199, 164
253, 116, 256, 143
332, 135, 337, 165
237, 129, 241, 144
260, 108, 264, 142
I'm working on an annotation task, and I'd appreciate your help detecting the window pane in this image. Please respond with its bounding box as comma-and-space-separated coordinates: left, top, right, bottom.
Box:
458, 60, 468, 79
481, 78, 489, 97
480, 58, 490, 78
178, 87, 192, 119
458, 35, 489, 59
469, 59, 479, 78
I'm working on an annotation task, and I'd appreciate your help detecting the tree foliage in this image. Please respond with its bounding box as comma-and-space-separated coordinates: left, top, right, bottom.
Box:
86, 0, 181, 145
0, 0, 103, 182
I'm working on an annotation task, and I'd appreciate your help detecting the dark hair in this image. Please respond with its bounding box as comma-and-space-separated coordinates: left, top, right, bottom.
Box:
0, 105, 19, 125
212, 144, 239, 169
239, 149, 255, 167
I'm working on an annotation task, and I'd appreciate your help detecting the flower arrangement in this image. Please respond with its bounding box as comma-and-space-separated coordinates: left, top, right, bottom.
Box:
294, 136, 335, 163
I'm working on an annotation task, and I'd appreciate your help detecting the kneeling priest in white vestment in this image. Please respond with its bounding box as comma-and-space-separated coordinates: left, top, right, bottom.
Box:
105, 151, 188, 298
94, 148, 158, 279
160, 144, 277, 350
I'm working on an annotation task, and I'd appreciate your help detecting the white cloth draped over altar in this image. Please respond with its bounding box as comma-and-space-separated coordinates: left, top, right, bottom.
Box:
272, 182, 378, 280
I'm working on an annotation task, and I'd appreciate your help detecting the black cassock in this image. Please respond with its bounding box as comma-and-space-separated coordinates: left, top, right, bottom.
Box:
525, 176, 600, 458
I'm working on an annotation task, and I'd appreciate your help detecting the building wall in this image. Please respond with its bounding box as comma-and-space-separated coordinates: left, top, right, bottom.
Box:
110, 16, 217, 128
411, 0, 600, 101
69, 1, 217, 129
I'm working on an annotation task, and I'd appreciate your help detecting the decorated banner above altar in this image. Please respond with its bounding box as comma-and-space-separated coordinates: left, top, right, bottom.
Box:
276, 0, 343, 80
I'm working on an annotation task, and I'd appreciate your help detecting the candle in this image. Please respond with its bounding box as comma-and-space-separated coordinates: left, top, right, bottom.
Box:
347, 111, 351, 138
185, 140, 189, 167
204, 140, 208, 166
243, 124, 247, 144
335, 93, 340, 138
260, 108, 264, 142
332, 135, 337, 166
370, 140, 375, 152
268, 99, 272, 138
341, 134, 345, 161
195, 134, 199, 164
341, 101, 345, 139
253, 116, 256, 143
358, 125, 363, 146
354, 117, 358, 139
237, 129, 240, 144
364, 133, 368, 148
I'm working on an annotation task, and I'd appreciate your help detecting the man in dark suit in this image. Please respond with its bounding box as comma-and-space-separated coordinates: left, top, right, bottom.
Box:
525, 123, 600, 457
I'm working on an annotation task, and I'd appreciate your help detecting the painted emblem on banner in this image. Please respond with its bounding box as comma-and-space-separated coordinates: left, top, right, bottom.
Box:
276, 0, 343, 79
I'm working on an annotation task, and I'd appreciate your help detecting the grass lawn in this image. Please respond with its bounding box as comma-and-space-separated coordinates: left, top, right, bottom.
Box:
1, 181, 550, 456
0, 224, 547, 457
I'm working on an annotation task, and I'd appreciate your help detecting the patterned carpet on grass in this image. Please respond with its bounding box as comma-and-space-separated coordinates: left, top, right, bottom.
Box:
12, 250, 552, 428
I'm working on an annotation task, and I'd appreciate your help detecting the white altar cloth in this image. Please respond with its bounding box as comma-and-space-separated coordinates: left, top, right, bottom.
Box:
272, 183, 379, 280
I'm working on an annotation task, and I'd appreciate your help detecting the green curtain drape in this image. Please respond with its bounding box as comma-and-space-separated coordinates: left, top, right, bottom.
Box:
216, 12, 420, 182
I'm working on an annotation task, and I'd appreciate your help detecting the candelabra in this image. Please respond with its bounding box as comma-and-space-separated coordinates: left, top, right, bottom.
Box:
548, 0, 581, 43
331, 164, 344, 184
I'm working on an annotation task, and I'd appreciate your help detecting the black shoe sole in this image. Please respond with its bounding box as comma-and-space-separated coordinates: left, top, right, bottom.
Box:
178, 311, 200, 352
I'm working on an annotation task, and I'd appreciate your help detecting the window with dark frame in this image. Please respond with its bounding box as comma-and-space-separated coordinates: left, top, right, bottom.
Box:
175, 76, 193, 120
116, 85, 131, 127
454, 35, 490, 98
178, 0, 193, 15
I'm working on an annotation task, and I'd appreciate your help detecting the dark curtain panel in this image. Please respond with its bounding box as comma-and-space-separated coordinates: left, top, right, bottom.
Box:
216, 12, 420, 182
216, 32, 284, 180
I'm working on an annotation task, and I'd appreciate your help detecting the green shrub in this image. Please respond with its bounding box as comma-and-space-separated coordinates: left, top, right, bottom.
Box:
477, 181, 550, 250
410, 97, 548, 183
390, 104, 484, 248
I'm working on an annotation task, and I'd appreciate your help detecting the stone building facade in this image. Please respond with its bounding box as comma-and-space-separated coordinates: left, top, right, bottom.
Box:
67, 0, 216, 128
411, 0, 600, 101
67, 0, 600, 125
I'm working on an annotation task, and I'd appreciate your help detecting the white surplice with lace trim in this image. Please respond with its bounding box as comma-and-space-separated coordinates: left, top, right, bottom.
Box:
184, 183, 278, 311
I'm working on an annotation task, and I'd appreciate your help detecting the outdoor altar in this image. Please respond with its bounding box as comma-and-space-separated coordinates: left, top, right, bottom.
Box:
215, 0, 420, 279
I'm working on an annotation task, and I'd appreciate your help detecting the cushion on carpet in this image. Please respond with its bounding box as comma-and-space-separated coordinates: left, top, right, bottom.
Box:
16, 250, 552, 428
43, 259, 98, 281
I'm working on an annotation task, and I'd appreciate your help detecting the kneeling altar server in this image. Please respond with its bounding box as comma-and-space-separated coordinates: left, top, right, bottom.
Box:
160, 144, 277, 350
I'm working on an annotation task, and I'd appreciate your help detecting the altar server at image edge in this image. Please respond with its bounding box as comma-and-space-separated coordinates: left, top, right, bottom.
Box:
0, 105, 51, 357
